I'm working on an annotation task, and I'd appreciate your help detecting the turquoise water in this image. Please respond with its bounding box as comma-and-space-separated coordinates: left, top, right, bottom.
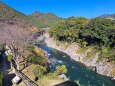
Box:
39, 44, 115, 86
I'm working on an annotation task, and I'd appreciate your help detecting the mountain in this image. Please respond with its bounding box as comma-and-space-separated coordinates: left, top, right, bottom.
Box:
99, 14, 115, 20
29, 11, 61, 27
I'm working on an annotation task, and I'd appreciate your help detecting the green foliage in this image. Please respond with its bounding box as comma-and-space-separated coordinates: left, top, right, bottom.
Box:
76, 47, 87, 54
30, 12, 60, 27
49, 17, 115, 61
34, 65, 46, 78
0, 71, 3, 86
49, 17, 88, 42
0, 44, 5, 51
28, 52, 47, 65
83, 48, 95, 61
27, 47, 48, 65
14, 10, 46, 28
80, 18, 115, 46
99, 47, 115, 61
7, 54, 12, 62
55, 65, 67, 75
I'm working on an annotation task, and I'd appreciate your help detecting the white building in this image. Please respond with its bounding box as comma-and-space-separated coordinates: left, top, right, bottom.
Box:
12, 76, 21, 84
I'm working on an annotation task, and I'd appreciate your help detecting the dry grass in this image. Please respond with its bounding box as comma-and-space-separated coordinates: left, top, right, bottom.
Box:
83, 48, 95, 61
76, 46, 87, 54
109, 61, 115, 65
110, 68, 115, 77
12, 82, 25, 86
22, 64, 36, 81
37, 75, 66, 86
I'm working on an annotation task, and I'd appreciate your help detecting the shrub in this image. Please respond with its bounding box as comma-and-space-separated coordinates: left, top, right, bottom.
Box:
28, 53, 47, 65
34, 65, 46, 78
83, 48, 95, 61
7, 54, 12, 62
27, 46, 48, 65
55, 65, 67, 75
0, 71, 3, 86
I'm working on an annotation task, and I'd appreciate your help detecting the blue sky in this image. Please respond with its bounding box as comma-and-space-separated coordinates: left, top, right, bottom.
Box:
1, 0, 115, 18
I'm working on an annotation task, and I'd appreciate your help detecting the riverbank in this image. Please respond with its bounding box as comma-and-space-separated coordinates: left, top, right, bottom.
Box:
43, 32, 115, 80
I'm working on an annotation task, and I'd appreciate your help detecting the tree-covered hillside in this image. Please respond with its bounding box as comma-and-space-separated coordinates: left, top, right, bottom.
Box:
49, 17, 115, 61
0, 71, 3, 86
30, 11, 61, 27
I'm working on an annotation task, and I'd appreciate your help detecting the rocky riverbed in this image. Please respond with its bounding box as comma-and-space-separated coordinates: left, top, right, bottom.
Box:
43, 32, 115, 80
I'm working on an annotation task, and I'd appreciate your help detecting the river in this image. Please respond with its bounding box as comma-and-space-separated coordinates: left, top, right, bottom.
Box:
38, 43, 115, 86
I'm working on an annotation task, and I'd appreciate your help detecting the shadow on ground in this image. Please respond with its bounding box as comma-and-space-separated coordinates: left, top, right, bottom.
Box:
2, 73, 15, 86
54, 80, 79, 86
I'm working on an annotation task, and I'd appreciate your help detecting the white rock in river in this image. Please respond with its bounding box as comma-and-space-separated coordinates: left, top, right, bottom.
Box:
57, 60, 63, 64
48, 53, 51, 56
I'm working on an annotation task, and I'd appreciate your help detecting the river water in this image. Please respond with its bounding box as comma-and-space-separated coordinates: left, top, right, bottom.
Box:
38, 43, 115, 86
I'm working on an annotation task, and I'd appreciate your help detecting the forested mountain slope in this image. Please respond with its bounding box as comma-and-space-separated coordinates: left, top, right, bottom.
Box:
49, 17, 115, 61
29, 11, 61, 27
